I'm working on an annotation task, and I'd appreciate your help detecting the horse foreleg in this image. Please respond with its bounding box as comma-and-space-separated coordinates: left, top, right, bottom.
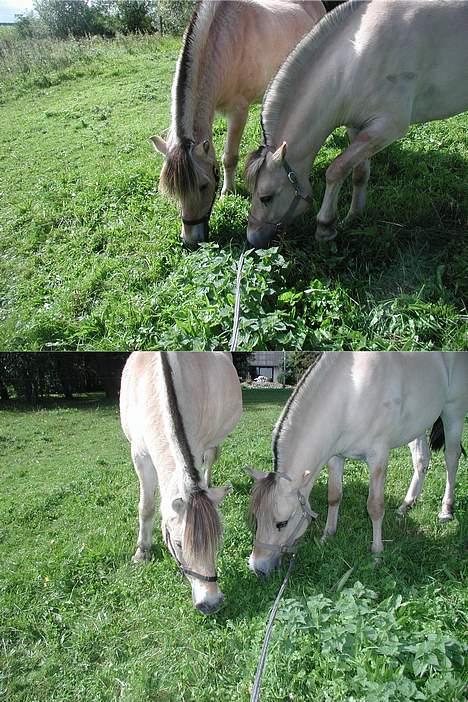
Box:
321, 455, 344, 542
316, 116, 407, 240
132, 447, 158, 563
438, 413, 464, 522
202, 446, 220, 486
367, 453, 389, 554
397, 434, 430, 516
222, 101, 249, 195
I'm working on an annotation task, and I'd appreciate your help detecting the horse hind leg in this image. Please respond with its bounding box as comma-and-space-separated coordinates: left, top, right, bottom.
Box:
321, 455, 344, 542
132, 446, 158, 563
221, 101, 249, 196
397, 434, 430, 516
437, 413, 464, 522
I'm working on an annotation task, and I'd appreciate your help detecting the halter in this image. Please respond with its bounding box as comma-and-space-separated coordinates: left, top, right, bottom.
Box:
249, 150, 314, 232
181, 163, 220, 228
254, 486, 318, 556
165, 527, 218, 583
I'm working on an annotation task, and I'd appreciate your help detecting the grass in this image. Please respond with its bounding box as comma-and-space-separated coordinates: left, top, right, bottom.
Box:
0, 389, 466, 701
0, 33, 467, 350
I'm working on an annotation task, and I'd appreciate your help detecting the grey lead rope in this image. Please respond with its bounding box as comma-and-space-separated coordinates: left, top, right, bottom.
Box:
250, 554, 297, 702
229, 243, 248, 352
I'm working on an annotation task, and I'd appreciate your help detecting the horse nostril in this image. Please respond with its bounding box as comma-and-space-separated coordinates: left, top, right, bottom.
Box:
195, 597, 224, 615
254, 566, 268, 580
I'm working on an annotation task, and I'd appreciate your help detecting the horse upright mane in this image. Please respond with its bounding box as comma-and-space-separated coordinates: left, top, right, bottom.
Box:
272, 353, 332, 470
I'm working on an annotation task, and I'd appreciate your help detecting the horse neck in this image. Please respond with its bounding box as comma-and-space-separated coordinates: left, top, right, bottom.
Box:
265, 21, 352, 168
274, 354, 346, 484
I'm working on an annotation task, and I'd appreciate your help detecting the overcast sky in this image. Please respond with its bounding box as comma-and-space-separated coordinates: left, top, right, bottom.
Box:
0, 0, 34, 23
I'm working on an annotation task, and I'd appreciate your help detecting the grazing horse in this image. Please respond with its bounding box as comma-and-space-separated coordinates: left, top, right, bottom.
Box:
245, 0, 468, 248
120, 351, 242, 614
248, 352, 468, 577
151, 0, 326, 248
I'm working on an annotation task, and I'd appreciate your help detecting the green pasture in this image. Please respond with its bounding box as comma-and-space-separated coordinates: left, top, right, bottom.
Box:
1, 389, 466, 701
0, 33, 466, 350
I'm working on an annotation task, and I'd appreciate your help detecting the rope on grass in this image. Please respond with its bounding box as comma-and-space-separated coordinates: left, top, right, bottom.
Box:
229, 242, 248, 352
250, 554, 297, 702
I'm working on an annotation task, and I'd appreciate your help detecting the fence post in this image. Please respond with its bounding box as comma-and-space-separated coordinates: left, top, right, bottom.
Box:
159, 15, 163, 35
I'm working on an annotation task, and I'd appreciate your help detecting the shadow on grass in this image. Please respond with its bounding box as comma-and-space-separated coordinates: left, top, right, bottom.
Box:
217, 477, 466, 623
212, 142, 467, 304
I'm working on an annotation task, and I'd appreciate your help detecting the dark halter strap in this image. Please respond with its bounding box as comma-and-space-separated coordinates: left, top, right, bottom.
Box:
165, 527, 218, 583
181, 164, 220, 227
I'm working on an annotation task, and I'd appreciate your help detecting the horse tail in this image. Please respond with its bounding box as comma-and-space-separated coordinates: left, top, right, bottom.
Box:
429, 416, 466, 457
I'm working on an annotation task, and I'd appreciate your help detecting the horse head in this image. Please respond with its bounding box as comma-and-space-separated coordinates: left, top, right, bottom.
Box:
163, 484, 230, 614
245, 142, 312, 249
247, 467, 316, 578
151, 135, 219, 249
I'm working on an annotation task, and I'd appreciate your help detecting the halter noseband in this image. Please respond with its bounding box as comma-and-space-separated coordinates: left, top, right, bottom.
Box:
254, 487, 318, 556
249, 149, 314, 231
181, 163, 220, 228
165, 527, 218, 583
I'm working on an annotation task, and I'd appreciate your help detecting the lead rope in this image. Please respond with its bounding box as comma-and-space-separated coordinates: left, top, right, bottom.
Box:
229, 242, 248, 352
250, 554, 296, 702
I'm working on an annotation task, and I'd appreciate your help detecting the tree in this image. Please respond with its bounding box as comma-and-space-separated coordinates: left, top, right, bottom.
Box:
117, 0, 153, 33
34, 0, 93, 38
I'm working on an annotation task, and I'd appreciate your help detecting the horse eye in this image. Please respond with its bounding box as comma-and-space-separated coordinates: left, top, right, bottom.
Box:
200, 183, 208, 192
276, 520, 288, 531
175, 540, 182, 549
260, 195, 274, 205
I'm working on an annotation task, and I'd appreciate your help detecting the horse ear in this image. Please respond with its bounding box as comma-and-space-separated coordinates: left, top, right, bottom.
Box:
207, 484, 232, 506
193, 140, 210, 158
271, 141, 287, 166
149, 135, 168, 155
245, 467, 269, 482
172, 497, 186, 515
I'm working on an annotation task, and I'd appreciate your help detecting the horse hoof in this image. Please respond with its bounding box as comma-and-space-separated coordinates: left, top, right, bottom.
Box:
315, 223, 337, 241
438, 511, 453, 523
132, 548, 150, 564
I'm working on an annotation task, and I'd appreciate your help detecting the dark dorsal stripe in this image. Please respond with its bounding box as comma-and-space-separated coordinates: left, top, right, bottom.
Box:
160, 352, 199, 485
175, 1, 202, 140
272, 353, 323, 471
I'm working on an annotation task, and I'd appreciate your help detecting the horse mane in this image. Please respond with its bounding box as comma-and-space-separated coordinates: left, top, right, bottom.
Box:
159, 352, 199, 485
272, 353, 326, 470
261, 0, 365, 143
184, 488, 222, 565
248, 472, 278, 528
244, 145, 269, 193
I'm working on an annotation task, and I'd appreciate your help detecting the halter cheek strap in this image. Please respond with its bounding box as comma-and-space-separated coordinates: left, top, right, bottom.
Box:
254, 490, 318, 556
181, 164, 220, 227
165, 527, 218, 583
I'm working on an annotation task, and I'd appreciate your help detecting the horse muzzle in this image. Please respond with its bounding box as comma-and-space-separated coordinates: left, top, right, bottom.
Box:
246, 221, 278, 249
181, 221, 209, 249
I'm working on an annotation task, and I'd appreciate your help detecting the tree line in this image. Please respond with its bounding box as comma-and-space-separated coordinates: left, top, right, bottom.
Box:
15, 1, 194, 40
0, 352, 318, 403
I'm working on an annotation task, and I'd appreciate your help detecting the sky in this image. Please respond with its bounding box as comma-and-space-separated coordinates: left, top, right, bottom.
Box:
0, 0, 34, 23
